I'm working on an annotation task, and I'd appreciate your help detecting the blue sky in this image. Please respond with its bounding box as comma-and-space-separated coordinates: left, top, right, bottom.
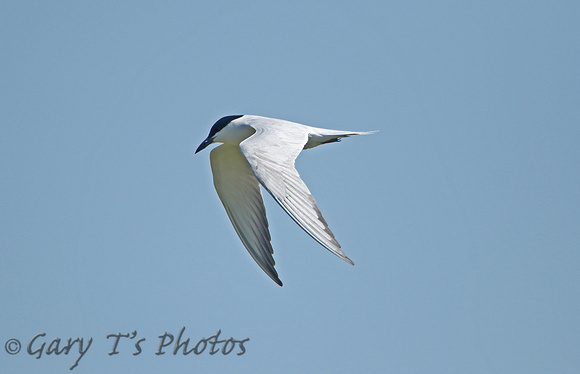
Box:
1, 1, 579, 373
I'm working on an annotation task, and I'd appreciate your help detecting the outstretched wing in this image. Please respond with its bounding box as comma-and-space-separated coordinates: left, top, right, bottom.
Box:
210, 144, 282, 286
239, 124, 354, 265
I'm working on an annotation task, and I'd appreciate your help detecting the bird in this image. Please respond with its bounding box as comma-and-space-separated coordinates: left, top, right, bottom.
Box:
195, 115, 375, 286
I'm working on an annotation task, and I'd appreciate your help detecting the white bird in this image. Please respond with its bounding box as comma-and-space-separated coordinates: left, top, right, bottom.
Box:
196, 115, 375, 286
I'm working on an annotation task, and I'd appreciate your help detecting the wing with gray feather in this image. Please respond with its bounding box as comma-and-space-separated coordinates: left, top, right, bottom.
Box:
239, 125, 354, 265
210, 144, 282, 286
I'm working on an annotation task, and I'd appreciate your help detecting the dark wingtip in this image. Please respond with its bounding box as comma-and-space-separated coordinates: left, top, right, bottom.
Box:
272, 276, 283, 287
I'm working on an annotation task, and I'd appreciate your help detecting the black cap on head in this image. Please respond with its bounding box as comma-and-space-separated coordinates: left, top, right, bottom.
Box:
207, 115, 244, 138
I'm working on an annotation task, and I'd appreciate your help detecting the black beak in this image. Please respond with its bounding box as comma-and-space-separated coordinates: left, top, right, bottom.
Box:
195, 137, 214, 154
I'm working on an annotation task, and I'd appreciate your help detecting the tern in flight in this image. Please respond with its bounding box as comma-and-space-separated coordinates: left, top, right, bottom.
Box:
196, 115, 375, 286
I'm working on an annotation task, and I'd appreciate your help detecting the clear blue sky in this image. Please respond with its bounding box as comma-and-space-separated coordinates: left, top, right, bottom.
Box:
1, 1, 579, 373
